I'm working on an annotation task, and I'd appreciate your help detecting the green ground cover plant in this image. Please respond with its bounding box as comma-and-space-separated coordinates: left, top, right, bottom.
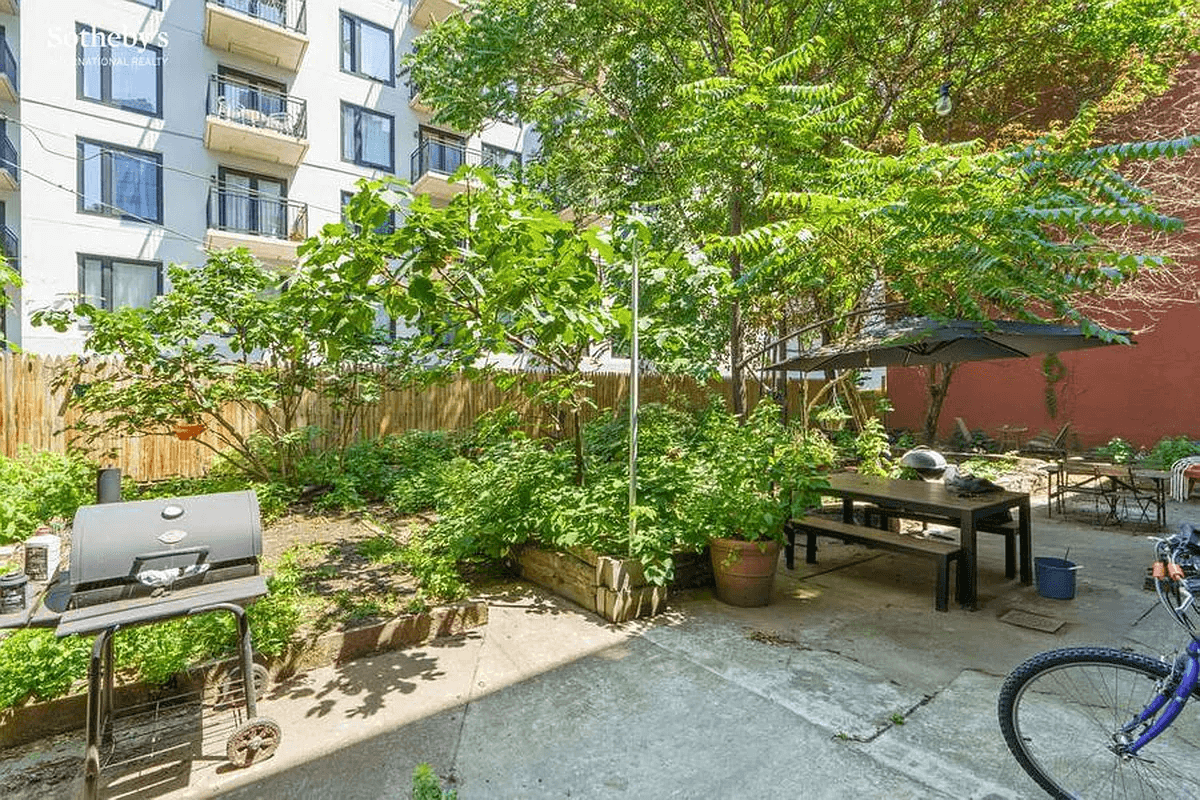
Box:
956, 457, 1022, 482
0, 548, 306, 710
412, 763, 457, 800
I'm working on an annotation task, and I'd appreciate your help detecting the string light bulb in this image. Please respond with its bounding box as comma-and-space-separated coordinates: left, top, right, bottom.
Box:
935, 82, 953, 117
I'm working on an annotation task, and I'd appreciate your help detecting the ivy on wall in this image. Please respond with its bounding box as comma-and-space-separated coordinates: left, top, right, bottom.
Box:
1042, 354, 1069, 419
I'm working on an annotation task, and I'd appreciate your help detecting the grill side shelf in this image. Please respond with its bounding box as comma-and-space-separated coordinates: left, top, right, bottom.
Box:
55, 575, 268, 638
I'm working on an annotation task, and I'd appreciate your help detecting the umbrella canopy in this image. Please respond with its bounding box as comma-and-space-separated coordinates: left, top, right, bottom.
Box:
764, 318, 1130, 372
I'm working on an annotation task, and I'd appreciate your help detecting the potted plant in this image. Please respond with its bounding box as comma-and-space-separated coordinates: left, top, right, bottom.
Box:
680, 403, 829, 607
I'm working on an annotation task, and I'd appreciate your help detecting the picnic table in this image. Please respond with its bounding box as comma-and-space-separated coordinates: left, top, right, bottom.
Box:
816, 473, 1032, 610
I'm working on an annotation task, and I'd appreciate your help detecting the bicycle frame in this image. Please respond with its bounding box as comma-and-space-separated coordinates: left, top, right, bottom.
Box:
1119, 625, 1200, 756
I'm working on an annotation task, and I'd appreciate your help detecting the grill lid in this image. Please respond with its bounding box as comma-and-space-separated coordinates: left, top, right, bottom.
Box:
69, 490, 262, 588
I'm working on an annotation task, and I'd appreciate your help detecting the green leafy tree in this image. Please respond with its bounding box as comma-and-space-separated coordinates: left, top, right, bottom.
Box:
306, 174, 701, 483
33, 249, 413, 483
729, 114, 1196, 441
409, 0, 1196, 421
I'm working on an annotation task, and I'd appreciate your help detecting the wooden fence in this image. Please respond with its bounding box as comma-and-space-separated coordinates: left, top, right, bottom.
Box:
0, 353, 826, 482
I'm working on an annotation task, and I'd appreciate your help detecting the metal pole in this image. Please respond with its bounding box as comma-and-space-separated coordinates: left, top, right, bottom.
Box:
628, 234, 640, 555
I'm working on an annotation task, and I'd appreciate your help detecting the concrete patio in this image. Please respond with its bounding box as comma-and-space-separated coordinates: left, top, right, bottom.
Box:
4, 491, 1196, 799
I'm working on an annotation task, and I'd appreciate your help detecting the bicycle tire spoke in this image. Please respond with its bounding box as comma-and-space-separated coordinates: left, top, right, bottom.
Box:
999, 648, 1200, 799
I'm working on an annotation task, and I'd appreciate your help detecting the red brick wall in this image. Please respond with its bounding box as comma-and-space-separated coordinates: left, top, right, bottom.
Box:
884, 296, 1200, 449
885, 58, 1200, 450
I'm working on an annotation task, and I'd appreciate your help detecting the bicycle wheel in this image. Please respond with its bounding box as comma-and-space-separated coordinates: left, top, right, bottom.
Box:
998, 647, 1200, 798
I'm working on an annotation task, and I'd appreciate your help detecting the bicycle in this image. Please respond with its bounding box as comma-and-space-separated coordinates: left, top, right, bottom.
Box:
997, 522, 1200, 798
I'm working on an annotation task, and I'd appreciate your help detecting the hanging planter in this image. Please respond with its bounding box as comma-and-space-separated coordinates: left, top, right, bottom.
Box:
173, 422, 206, 441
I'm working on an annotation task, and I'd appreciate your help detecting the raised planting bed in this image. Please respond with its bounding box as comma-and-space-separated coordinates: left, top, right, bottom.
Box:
516, 546, 713, 623
0, 600, 487, 750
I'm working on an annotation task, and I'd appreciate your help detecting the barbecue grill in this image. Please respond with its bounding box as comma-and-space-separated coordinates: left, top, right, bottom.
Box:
1, 489, 281, 799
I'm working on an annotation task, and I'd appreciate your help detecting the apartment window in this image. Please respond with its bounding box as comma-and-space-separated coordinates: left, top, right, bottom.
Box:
341, 190, 395, 234
340, 13, 394, 85
78, 139, 162, 223
77, 24, 163, 116
214, 168, 289, 239
341, 103, 394, 172
78, 255, 162, 311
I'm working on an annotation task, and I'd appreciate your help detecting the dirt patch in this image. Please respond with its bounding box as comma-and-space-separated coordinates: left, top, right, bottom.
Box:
261, 504, 435, 637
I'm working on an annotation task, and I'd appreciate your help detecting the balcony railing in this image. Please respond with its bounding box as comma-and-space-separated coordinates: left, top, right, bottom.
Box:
210, 0, 306, 35
207, 185, 307, 241
410, 140, 523, 182
411, 139, 476, 184
0, 36, 18, 97
0, 224, 16, 263
207, 75, 306, 139
0, 130, 17, 187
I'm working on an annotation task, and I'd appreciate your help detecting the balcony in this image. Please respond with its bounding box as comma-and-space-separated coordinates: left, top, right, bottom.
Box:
409, 0, 464, 28
204, 75, 308, 166
0, 130, 17, 191
205, 0, 308, 72
410, 141, 521, 202
410, 140, 477, 202
0, 36, 16, 103
205, 185, 307, 265
0, 223, 16, 265
408, 81, 432, 116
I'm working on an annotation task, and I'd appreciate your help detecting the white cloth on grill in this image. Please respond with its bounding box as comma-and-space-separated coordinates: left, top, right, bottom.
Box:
135, 563, 210, 588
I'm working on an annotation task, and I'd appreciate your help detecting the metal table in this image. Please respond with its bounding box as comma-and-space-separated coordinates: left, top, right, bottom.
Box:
1051, 461, 1169, 529
821, 473, 1032, 610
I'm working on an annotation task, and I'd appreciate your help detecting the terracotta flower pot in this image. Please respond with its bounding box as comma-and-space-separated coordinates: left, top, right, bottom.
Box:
709, 537, 780, 607
173, 422, 206, 441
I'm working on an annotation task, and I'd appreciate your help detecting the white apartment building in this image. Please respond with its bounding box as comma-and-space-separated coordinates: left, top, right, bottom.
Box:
1, 0, 529, 354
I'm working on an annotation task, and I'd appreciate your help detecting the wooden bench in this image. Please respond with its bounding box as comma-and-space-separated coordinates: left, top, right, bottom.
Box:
863, 506, 1030, 582
785, 515, 964, 612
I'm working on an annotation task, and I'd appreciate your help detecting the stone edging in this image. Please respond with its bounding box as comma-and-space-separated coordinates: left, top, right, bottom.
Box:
0, 600, 488, 750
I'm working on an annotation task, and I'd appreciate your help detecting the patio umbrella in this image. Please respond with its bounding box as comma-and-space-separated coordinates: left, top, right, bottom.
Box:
763, 317, 1130, 373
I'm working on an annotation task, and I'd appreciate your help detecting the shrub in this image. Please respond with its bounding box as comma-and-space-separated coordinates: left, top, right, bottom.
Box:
295, 431, 460, 514
415, 401, 833, 588
128, 472, 296, 523
1143, 436, 1200, 469
0, 629, 92, 708
0, 448, 95, 545
1095, 436, 1138, 464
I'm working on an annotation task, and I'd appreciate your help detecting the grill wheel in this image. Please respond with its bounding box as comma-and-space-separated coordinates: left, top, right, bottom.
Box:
212, 662, 270, 711
226, 717, 282, 767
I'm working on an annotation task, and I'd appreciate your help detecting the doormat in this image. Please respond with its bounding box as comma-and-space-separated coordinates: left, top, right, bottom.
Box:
998, 609, 1066, 634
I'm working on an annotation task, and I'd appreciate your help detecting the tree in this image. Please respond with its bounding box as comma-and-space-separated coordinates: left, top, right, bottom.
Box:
33, 249, 412, 483
729, 114, 1196, 441
409, 0, 1196, 427
304, 173, 699, 484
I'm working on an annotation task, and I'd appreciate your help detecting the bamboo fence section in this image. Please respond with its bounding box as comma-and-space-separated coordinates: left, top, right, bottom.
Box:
0, 353, 824, 482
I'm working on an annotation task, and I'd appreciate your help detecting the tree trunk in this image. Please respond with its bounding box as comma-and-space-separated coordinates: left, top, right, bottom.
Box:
922, 363, 958, 445
729, 192, 745, 418
572, 408, 584, 487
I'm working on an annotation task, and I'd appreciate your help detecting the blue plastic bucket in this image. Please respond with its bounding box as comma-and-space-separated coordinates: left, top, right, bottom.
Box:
1035, 557, 1078, 600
